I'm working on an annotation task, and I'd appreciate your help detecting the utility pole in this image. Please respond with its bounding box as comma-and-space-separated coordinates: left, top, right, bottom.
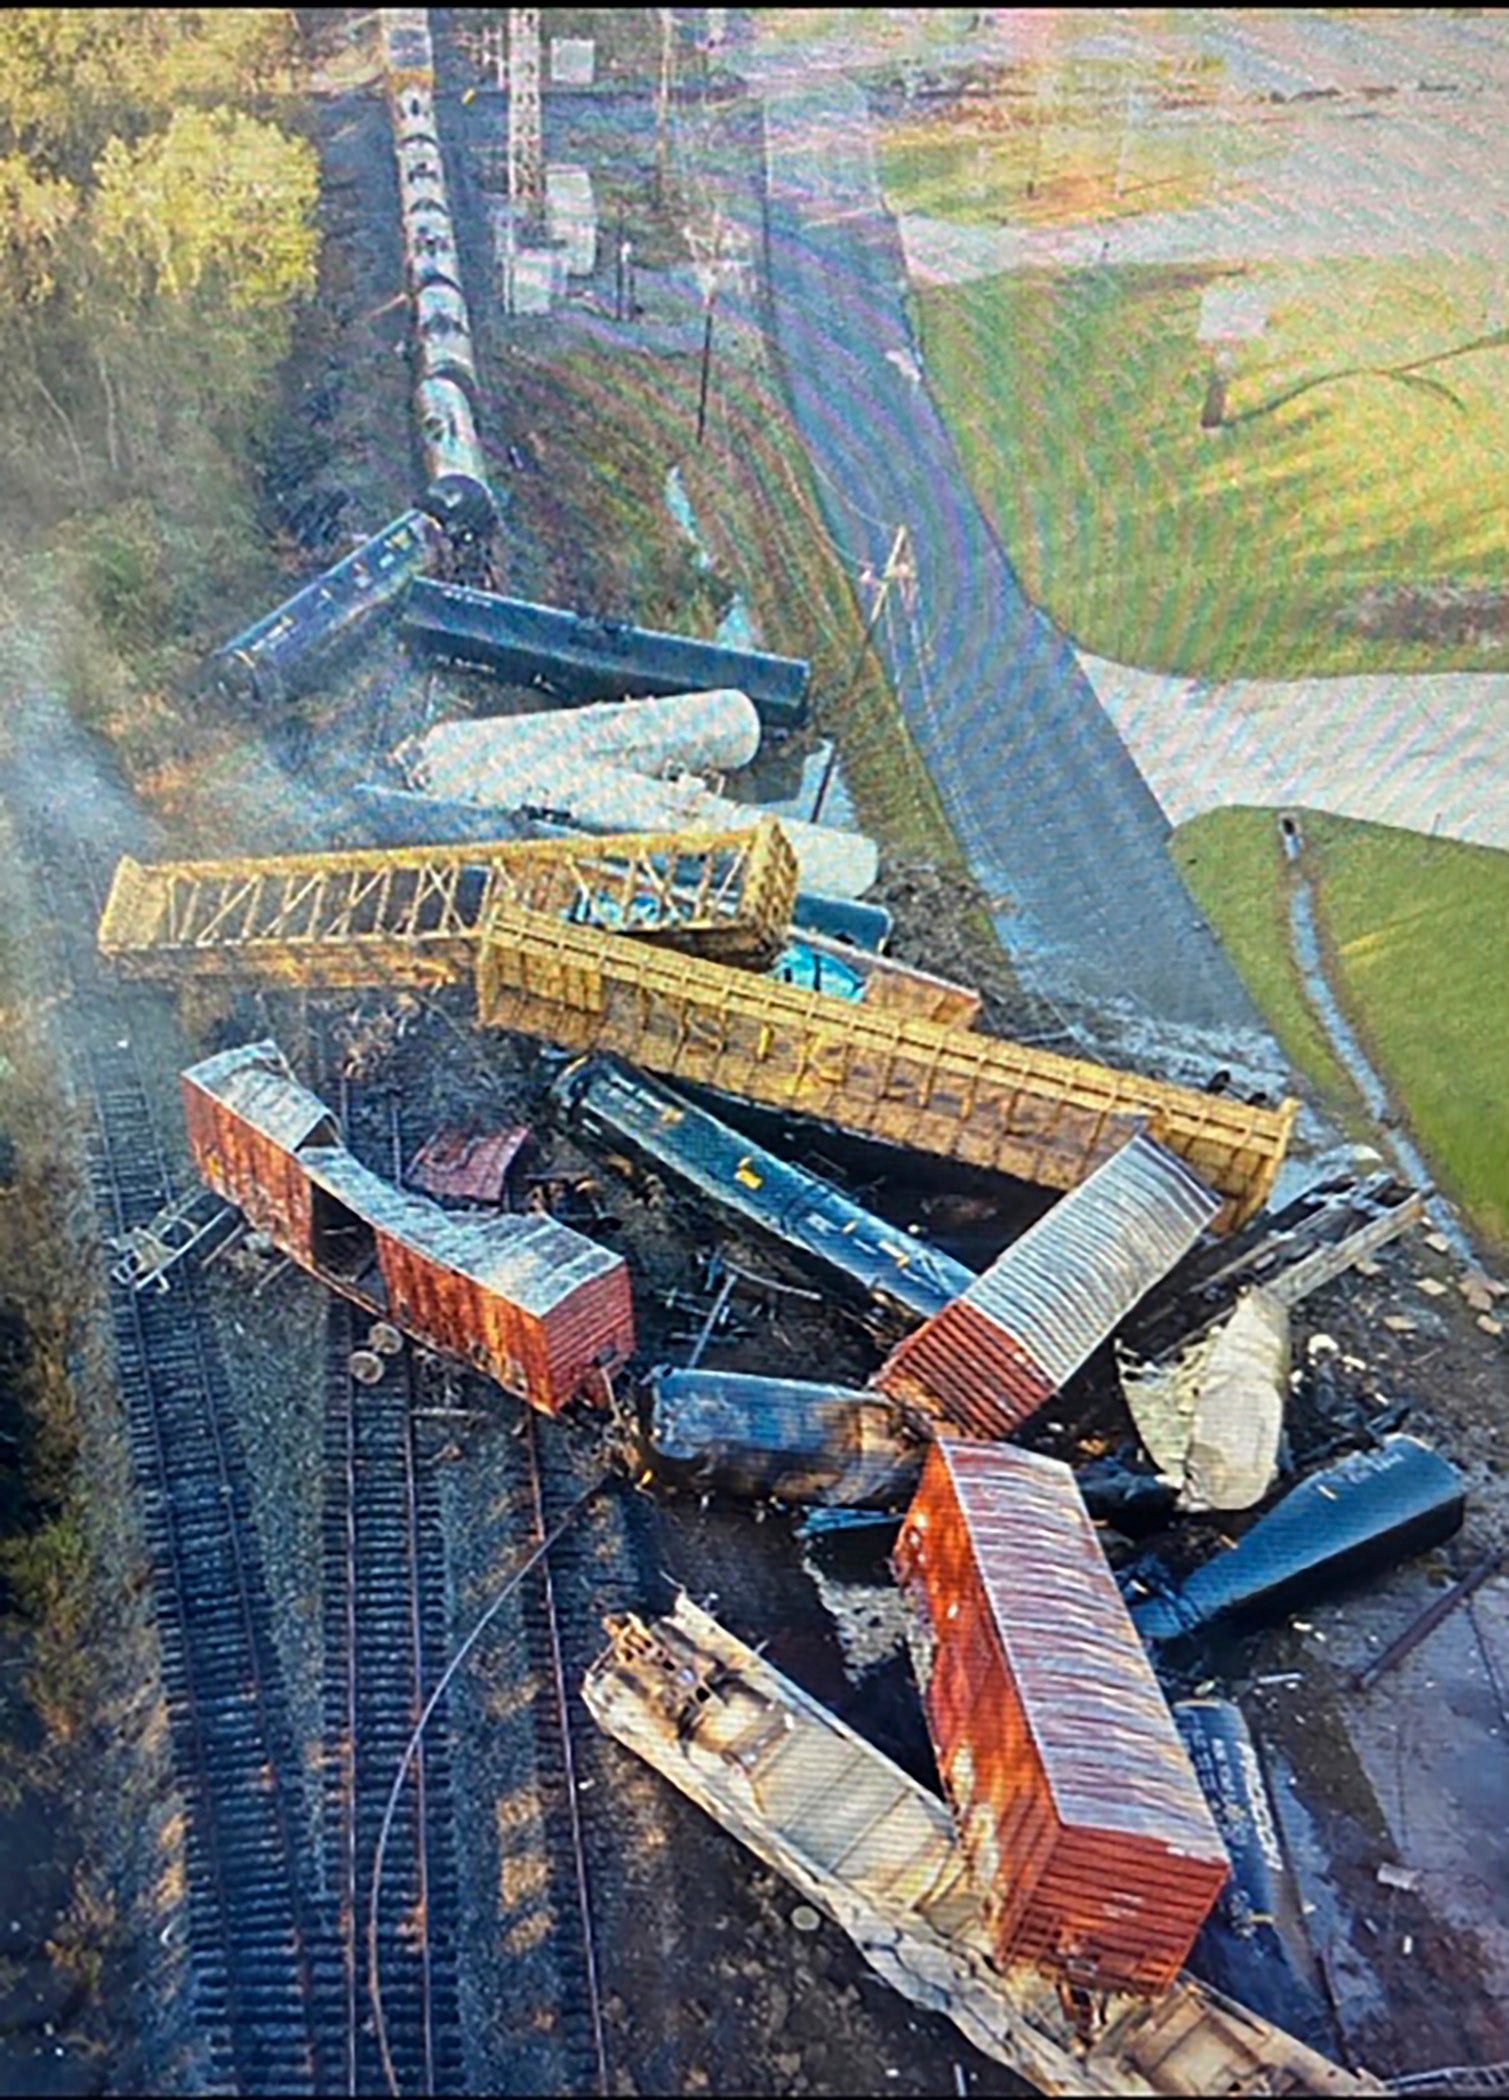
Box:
685, 213, 731, 444
812, 525, 913, 823
507, 8, 544, 231
654, 6, 675, 207
477, 16, 505, 88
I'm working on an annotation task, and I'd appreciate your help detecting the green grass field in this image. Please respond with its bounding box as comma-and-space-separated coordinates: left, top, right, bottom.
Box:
911, 259, 1509, 678
1173, 807, 1509, 1250
877, 50, 1245, 234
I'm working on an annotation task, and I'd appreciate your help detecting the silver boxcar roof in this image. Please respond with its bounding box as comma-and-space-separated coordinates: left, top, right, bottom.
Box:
183, 1039, 339, 1155
961, 1132, 1220, 1390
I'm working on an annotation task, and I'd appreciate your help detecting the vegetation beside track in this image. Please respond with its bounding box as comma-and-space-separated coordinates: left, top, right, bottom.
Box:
0, 796, 142, 2080
1173, 805, 1509, 1250
497, 334, 975, 877
0, 10, 319, 771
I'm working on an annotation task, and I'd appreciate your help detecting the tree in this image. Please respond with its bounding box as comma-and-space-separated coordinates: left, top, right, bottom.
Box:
0, 153, 77, 308
0, 10, 295, 176
91, 106, 318, 320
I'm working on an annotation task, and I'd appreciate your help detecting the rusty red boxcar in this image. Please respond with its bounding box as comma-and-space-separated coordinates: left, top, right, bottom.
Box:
893, 1439, 1228, 1995
181, 1040, 633, 1412
873, 1131, 1220, 1437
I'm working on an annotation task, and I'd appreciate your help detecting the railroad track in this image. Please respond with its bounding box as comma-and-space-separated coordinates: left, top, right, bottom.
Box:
498, 1401, 641, 2100
33, 826, 323, 2094
320, 1073, 462, 2096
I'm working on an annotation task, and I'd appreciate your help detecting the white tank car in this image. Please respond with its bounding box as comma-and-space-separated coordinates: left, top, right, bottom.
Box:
414, 376, 487, 487
415, 281, 477, 390
401, 191, 452, 250
399, 689, 763, 787
407, 220, 462, 292
395, 90, 438, 146
400, 753, 880, 899
382, 8, 494, 531
398, 143, 446, 196
380, 9, 433, 95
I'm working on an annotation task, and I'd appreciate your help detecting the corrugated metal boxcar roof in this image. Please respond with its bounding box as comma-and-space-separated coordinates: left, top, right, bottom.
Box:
183, 1039, 339, 1155
302, 1146, 622, 1316
925, 1441, 1226, 1859
949, 1132, 1220, 1391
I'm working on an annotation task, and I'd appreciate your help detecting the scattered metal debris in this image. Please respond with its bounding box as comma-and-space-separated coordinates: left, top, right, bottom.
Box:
407, 1122, 531, 1205
108, 1184, 241, 1292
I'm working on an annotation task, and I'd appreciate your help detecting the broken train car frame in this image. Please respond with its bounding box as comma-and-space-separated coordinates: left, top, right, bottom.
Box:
583, 1594, 1383, 2098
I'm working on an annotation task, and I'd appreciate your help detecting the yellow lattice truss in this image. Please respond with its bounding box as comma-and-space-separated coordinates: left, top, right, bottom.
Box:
99, 814, 1295, 1226
474, 903, 1296, 1232
98, 818, 798, 987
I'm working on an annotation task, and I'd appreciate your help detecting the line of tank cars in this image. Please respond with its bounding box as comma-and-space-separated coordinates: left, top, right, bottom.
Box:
209, 8, 495, 711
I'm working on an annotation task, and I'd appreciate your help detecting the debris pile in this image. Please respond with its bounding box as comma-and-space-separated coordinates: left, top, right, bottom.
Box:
96, 802, 1500, 2096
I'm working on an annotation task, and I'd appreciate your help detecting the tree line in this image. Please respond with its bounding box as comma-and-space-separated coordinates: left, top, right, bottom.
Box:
0, 8, 321, 724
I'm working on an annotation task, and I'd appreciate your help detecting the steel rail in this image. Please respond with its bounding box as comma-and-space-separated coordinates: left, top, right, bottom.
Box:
389, 1090, 441, 2100
38, 828, 321, 2093
317, 1057, 459, 2098
520, 1409, 612, 2097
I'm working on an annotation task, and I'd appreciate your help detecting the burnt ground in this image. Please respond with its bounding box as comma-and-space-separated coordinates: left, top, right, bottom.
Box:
2, 11, 1506, 2098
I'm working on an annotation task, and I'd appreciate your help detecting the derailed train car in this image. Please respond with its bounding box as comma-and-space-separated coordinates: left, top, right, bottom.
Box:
207, 507, 449, 710
1131, 1435, 1465, 1653
640, 1369, 923, 1506
403, 577, 811, 734
894, 1439, 1231, 1997
553, 1055, 976, 1331
182, 1040, 633, 1412
206, 10, 495, 709
585, 1594, 1384, 2097
1172, 1700, 1337, 2054
874, 1132, 1222, 1437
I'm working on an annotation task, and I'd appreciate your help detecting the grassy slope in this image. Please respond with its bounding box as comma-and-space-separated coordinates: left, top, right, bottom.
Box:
910, 258, 1509, 679
1174, 806, 1509, 1249
1169, 809, 1354, 1103
504, 336, 971, 869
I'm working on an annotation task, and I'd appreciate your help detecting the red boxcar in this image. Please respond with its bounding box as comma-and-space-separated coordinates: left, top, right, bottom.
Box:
873, 1132, 1219, 1437
181, 1040, 634, 1413
181, 1040, 339, 1259
893, 1439, 1228, 1994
